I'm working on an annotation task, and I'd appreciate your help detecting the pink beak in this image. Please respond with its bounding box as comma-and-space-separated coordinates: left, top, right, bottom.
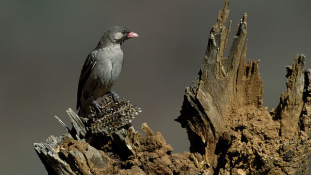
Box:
127, 32, 139, 38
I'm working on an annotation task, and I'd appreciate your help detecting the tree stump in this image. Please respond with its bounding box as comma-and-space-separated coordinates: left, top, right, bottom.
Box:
35, 0, 311, 174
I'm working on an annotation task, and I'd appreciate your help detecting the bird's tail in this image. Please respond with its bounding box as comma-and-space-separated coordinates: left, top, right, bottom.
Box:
77, 108, 87, 118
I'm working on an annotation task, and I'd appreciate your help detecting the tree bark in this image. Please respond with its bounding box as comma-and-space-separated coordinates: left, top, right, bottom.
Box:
35, 0, 311, 174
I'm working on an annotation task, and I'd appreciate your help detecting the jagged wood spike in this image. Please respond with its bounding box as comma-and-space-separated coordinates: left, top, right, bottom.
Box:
54, 115, 70, 133
66, 108, 87, 140
141, 123, 155, 136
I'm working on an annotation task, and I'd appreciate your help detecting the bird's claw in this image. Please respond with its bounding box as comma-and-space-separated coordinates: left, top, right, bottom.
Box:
91, 97, 103, 116
110, 91, 120, 104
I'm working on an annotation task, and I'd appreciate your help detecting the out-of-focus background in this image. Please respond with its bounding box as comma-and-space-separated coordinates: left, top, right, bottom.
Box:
1, 1, 311, 174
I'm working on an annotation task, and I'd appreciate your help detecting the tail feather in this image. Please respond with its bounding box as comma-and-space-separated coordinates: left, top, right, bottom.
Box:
77, 108, 87, 118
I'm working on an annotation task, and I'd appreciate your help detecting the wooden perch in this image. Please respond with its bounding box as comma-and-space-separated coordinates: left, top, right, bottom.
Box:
35, 0, 311, 174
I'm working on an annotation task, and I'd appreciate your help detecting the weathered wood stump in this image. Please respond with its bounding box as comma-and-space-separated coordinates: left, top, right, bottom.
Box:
35, 0, 311, 174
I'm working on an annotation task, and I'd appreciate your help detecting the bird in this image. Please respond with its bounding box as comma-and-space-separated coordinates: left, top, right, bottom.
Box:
76, 26, 138, 117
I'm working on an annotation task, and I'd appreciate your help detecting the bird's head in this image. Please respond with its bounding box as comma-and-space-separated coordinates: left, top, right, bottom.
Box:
105, 26, 139, 45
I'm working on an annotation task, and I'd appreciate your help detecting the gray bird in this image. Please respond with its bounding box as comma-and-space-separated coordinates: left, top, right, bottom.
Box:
77, 26, 138, 117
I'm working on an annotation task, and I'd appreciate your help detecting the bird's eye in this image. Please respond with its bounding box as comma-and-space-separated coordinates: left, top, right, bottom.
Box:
121, 30, 126, 34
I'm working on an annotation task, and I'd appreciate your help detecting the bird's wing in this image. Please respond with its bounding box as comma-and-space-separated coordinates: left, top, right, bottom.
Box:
76, 50, 97, 110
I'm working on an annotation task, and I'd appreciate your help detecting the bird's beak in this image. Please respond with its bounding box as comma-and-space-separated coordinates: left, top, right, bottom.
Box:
127, 32, 139, 38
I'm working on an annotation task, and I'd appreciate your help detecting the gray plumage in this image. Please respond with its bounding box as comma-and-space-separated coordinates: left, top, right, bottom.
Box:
77, 26, 138, 117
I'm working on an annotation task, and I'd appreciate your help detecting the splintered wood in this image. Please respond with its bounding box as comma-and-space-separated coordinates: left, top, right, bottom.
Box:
176, 0, 311, 174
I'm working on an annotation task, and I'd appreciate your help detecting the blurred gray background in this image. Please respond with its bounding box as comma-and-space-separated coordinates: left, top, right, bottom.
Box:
1, 1, 311, 174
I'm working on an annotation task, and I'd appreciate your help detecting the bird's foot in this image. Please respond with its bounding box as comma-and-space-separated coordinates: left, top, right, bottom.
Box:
109, 91, 120, 105
91, 97, 103, 116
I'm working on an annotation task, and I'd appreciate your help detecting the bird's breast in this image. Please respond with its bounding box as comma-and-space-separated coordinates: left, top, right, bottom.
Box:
94, 46, 124, 87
